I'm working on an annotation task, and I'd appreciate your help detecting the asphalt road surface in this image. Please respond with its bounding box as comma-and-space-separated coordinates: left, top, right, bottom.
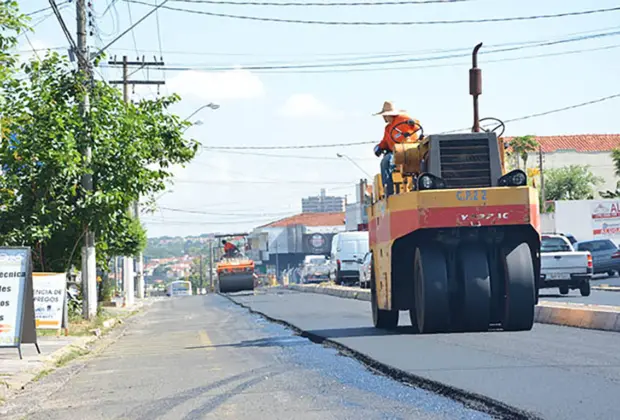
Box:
540, 289, 620, 306
3, 295, 492, 420
227, 288, 620, 420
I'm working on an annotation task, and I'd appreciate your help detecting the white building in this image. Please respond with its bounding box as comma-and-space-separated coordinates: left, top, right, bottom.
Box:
508, 134, 620, 192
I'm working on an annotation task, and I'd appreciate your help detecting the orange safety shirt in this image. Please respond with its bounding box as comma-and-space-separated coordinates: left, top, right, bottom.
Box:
224, 242, 236, 252
377, 114, 420, 152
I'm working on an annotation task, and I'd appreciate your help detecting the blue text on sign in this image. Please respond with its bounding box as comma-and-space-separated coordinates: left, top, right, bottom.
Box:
456, 190, 487, 201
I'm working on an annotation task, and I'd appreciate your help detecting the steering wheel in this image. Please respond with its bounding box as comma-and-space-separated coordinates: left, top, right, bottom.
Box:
390, 119, 424, 144
479, 117, 506, 138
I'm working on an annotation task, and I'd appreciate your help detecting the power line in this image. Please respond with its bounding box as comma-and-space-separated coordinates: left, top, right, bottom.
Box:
441, 92, 620, 134
170, 0, 474, 6
173, 179, 356, 184
125, 1, 620, 26
159, 206, 297, 216
202, 92, 620, 150
121, 29, 620, 72
26, 2, 69, 16
92, 0, 172, 61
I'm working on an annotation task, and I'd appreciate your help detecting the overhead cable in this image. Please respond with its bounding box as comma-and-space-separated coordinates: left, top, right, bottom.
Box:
169, 0, 474, 6
202, 92, 620, 150
125, 1, 620, 26
124, 30, 620, 72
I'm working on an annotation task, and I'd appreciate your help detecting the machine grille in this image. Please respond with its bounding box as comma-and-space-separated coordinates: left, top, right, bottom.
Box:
439, 138, 492, 188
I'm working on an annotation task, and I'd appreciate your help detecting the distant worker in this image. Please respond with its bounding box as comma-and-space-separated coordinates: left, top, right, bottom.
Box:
222, 240, 239, 258
373, 101, 421, 197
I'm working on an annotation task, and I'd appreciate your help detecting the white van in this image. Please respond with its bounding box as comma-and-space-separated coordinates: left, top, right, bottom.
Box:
329, 231, 369, 285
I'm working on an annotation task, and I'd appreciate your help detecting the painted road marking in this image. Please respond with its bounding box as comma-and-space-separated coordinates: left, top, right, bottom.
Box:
199, 330, 215, 351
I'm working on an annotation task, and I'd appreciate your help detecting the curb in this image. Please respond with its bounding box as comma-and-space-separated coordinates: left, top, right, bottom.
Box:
287, 284, 620, 333
592, 285, 620, 292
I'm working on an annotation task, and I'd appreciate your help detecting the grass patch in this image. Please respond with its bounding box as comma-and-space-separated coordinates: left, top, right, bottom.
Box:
32, 368, 53, 382
55, 347, 90, 368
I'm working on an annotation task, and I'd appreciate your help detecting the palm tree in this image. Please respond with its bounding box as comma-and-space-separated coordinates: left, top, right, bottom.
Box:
508, 135, 539, 169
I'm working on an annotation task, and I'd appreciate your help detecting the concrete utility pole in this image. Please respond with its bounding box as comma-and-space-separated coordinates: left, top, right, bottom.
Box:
539, 146, 546, 210
209, 240, 214, 292
108, 56, 165, 302
77, 0, 97, 320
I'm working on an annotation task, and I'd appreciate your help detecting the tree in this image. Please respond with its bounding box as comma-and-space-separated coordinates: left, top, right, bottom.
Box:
0, 52, 197, 272
508, 135, 539, 169
0, 2, 29, 84
544, 165, 604, 201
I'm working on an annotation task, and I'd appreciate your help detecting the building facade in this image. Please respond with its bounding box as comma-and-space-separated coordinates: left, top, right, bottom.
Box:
506, 135, 620, 193
302, 188, 345, 213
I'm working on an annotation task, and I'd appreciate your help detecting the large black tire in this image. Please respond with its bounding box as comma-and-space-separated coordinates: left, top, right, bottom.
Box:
414, 246, 451, 334
371, 257, 399, 329
458, 246, 491, 332
502, 242, 536, 331
580, 280, 591, 297
559, 286, 569, 295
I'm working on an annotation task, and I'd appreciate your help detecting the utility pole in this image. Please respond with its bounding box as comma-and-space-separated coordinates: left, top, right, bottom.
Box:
358, 178, 365, 230
209, 240, 214, 293
108, 56, 164, 302
199, 255, 204, 293
76, 0, 97, 320
539, 146, 545, 211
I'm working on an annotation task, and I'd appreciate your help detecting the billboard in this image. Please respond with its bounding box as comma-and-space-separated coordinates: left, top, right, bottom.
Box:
302, 233, 335, 255
591, 201, 620, 238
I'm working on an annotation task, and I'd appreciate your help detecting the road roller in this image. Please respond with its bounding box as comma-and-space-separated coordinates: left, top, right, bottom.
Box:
367, 43, 541, 333
216, 234, 256, 293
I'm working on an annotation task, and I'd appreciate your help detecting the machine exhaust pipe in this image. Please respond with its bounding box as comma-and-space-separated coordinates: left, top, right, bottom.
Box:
470, 42, 483, 133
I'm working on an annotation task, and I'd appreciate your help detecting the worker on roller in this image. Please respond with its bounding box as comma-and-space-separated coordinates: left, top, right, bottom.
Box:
373, 101, 420, 197
222, 240, 239, 258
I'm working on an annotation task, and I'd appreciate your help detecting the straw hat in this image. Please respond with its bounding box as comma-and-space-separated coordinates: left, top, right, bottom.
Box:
373, 101, 406, 116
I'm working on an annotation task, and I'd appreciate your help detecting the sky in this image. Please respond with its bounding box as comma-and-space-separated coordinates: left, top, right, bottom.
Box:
18, 0, 620, 238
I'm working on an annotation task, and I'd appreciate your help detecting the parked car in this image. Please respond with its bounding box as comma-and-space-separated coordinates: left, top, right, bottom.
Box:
540, 234, 593, 296
329, 231, 369, 285
357, 251, 372, 289
574, 239, 620, 276
301, 255, 330, 284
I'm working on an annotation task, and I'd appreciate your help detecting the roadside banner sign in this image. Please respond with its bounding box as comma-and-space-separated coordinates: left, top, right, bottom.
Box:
32, 273, 67, 330
591, 201, 620, 238
0, 247, 40, 359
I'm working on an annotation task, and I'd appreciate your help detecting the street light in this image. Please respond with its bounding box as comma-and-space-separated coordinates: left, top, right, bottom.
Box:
183, 102, 219, 123
336, 153, 371, 179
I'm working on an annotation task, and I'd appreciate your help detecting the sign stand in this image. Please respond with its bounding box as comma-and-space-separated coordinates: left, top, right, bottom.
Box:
0, 247, 40, 359
18, 265, 40, 359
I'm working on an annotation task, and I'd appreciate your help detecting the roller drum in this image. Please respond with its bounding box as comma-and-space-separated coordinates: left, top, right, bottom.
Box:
219, 272, 255, 293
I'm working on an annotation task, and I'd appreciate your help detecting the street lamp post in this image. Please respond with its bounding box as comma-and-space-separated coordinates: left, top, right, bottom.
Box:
336, 153, 371, 179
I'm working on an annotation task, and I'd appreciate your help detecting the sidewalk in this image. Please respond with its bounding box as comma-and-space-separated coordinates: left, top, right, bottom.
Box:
0, 297, 163, 402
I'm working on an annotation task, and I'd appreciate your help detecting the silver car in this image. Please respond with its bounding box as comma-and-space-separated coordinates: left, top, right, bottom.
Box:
357, 251, 372, 289
574, 239, 620, 276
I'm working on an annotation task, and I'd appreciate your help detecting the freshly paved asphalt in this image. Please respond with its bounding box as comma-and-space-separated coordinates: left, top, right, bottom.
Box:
228, 288, 620, 420
3, 294, 491, 420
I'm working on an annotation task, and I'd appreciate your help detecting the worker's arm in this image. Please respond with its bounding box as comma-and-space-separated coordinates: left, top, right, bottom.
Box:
377, 125, 391, 150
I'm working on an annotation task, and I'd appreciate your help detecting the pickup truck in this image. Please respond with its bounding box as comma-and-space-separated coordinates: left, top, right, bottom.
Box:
540, 234, 593, 296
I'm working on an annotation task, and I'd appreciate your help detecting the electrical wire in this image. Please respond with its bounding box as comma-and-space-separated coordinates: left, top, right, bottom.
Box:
136, 29, 620, 72
47, 0, 88, 67
125, 1, 620, 26
170, 0, 475, 6
173, 179, 356, 184
26, 2, 69, 16
159, 206, 298, 217
200, 92, 620, 150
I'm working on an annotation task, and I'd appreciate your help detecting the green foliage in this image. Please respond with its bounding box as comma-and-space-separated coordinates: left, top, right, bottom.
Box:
0, 52, 197, 271
600, 180, 620, 199
0, 1, 30, 85
507, 135, 539, 169
544, 165, 604, 201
